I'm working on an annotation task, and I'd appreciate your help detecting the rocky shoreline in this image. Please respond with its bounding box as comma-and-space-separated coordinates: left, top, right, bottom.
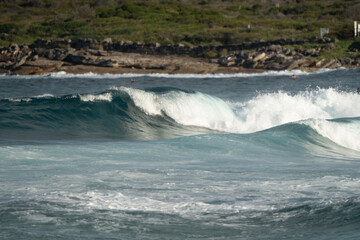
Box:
1, 37, 359, 75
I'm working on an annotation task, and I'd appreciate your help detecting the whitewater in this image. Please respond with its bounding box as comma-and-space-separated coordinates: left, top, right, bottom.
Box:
1, 68, 360, 240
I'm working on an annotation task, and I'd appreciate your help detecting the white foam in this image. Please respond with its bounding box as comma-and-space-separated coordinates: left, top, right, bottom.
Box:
5, 93, 55, 102
33, 93, 55, 98
79, 93, 112, 102
8, 97, 32, 102
35, 175, 360, 219
230, 88, 360, 133
120, 87, 360, 134
120, 86, 238, 131
304, 118, 360, 151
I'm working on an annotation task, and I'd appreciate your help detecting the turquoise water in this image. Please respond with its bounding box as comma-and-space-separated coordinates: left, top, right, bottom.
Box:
1, 69, 360, 239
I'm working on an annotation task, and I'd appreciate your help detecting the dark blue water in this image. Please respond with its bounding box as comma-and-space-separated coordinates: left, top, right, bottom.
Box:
1, 69, 360, 239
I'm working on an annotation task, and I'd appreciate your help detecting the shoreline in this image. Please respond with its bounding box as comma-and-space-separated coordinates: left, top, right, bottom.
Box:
1, 38, 359, 76
0, 61, 343, 76
0, 52, 269, 76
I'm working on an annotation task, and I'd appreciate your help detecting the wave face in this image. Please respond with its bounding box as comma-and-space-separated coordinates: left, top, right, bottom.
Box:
1, 87, 360, 150
0, 88, 210, 141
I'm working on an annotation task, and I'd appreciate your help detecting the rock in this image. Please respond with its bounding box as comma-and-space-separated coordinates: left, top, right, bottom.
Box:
102, 38, 113, 50
112, 40, 124, 50
340, 57, 352, 65
64, 53, 87, 64
102, 38, 112, 44
304, 48, 317, 56
328, 59, 342, 69
282, 48, 291, 56
46, 49, 55, 59
265, 62, 284, 70
124, 40, 133, 45
86, 49, 107, 56
298, 59, 316, 68
353, 58, 360, 66
208, 59, 218, 63
320, 59, 336, 68
0, 33, 9, 40
286, 59, 306, 70
32, 39, 52, 48
98, 59, 118, 67
73, 38, 103, 50
218, 55, 236, 66
12, 55, 29, 68
267, 45, 282, 52
53, 38, 72, 49
31, 54, 39, 61
10, 43, 19, 52
323, 43, 335, 50
314, 59, 326, 67
25, 57, 64, 69
253, 52, 267, 62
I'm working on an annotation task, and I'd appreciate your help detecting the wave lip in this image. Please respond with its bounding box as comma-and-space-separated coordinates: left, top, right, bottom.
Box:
79, 93, 113, 102
302, 118, 360, 151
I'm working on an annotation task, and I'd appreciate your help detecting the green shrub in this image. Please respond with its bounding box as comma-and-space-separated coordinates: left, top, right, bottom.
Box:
96, 7, 117, 18
27, 24, 52, 36
0, 23, 20, 33
202, 50, 219, 59
72, 4, 96, 19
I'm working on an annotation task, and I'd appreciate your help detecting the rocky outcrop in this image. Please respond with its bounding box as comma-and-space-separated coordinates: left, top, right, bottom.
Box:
0, 37, 359, 75
218, 44, 360, 70
19, 37, 336, 58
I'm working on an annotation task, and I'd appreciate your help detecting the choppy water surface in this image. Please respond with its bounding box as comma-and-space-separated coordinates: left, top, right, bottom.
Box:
1, 69, 360, 239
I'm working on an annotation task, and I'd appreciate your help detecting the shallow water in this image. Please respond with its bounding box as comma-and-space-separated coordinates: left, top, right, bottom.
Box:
1, 69, 360, 239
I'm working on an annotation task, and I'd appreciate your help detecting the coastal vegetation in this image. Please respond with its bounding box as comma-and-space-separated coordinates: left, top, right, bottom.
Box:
0, 0, 360, 60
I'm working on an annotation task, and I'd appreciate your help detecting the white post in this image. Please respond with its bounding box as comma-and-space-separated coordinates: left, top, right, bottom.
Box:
355, 21, 358, 38
358, 24, 360, 37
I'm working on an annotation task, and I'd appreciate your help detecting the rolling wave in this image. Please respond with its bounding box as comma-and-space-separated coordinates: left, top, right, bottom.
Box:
0, 87, 359, 151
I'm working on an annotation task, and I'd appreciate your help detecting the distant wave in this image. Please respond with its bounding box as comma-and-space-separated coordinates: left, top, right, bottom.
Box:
0, 68, 338, 79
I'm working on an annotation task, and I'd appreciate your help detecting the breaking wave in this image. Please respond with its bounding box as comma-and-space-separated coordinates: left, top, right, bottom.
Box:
1, 87, 359, 151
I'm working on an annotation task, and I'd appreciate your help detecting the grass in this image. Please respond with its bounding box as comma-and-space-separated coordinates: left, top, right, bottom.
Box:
320, 39, 360, 60
0, 0, 360, 59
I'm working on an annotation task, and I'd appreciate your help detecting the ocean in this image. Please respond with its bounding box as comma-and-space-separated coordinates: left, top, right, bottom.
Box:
1, 69, 360, 240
